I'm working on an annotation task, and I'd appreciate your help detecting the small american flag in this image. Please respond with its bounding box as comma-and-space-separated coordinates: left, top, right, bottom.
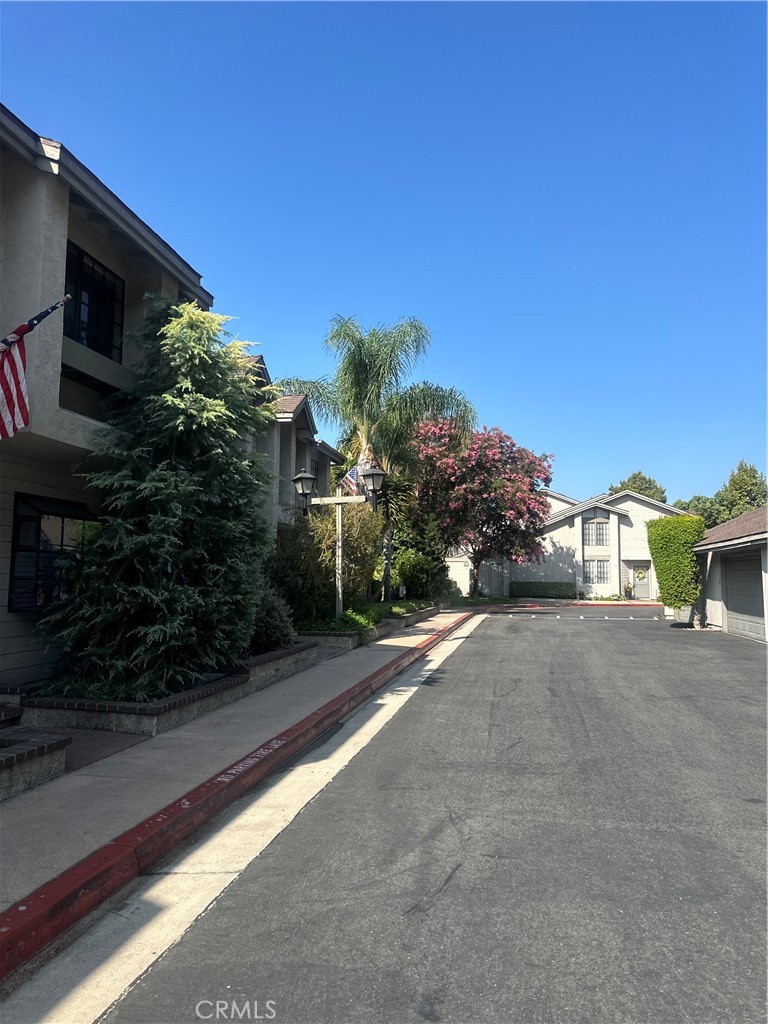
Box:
340, 465, 361, 495
0, 296, 71, 439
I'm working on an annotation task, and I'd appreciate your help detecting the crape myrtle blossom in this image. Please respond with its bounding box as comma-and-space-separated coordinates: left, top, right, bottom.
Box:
415, 419, 552, 598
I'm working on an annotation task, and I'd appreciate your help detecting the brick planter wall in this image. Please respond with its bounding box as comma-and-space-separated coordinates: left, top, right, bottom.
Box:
299, 605, 439, 653
20, 642, 319, 737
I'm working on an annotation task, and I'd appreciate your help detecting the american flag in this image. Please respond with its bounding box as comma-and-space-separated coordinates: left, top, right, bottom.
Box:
0, 296, 71, 439
340, 465, 361, 495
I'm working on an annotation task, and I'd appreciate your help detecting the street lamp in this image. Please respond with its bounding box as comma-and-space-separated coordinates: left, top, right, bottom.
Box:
291, 468, 316, 515
360, 463, 386, 511
291, 463, 387, 618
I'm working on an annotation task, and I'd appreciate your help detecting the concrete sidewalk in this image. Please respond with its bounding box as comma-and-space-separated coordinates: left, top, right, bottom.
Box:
0, 610, 472, 978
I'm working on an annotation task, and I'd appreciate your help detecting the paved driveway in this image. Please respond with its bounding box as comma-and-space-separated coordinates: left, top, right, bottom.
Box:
101, 614, 766, 1024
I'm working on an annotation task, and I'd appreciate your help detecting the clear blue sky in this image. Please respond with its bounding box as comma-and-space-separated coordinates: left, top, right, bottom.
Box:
1, 1, 764, 502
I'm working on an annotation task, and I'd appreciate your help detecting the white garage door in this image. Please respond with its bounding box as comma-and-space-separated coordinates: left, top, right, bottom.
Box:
724, 554, 765, 641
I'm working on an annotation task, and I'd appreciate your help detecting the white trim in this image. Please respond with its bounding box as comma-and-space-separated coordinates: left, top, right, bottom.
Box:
694, 534, 767, 554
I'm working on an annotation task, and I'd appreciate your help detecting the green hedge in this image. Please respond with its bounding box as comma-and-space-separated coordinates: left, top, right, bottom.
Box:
508, 581, 577, 599
646, 515, 705, 609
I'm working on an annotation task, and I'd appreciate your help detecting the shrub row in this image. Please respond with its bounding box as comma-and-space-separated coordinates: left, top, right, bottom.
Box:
508, 581, 577, 599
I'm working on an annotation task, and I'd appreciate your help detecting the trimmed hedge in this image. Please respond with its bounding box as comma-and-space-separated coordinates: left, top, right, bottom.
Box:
508, 581, 577, 599
646, 515, 706, 609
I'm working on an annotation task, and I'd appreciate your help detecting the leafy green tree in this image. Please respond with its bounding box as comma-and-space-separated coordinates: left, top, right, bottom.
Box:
713, 461, 767, 523
42, 302, 274, 701
673, 495, 718, 528
608, 472, 667, 504
278, 315, 475, 598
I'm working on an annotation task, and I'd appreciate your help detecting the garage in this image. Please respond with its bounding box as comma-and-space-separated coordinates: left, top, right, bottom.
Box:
694, 507, 767, 643
724, 554, 765, 641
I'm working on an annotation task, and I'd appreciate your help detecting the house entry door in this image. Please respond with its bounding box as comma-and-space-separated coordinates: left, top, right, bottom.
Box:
633, 563, 651, 599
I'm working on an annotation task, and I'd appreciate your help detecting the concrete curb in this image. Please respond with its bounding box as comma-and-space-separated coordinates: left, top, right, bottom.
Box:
0, 611, 474, 980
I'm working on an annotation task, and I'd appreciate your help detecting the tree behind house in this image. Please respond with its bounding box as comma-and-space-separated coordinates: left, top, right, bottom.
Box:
608, 472, 667, 504
42, 302, 274, 701
674, 461, 766, 526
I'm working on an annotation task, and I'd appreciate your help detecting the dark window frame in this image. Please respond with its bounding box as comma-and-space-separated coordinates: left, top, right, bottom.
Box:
8, 493, 98, 613
64, 240, 125, 363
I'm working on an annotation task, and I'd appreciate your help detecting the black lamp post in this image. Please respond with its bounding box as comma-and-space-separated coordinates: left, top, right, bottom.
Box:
291, 468, 317, 515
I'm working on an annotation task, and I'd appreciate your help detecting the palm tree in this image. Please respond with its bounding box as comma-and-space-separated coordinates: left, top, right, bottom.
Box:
278, 315, 476, 599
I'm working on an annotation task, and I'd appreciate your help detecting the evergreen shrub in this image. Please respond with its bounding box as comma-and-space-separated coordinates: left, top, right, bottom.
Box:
646, 515, 706, 609
508, 581, 577, 599
41, 302, 273, 701
249, 587, 298, 655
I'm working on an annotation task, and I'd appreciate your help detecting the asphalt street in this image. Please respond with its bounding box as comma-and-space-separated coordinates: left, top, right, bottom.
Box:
100, 612, 766, 1024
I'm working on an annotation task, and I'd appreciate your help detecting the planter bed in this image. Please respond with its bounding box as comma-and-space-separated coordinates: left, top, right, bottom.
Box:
300, 605, 438, 652
20, 641, 319, 737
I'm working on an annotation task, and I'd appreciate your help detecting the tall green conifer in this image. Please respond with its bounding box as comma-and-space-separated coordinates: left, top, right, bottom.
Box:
43, 302, 273, 701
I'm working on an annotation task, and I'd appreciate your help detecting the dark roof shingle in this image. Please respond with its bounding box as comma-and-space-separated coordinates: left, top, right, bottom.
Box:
693, 506, 767, 548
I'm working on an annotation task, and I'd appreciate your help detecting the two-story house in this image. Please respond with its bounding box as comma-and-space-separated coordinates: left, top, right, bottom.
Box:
0, 106, 342, 689
0, 105, 215, 688
246, 355, 344, 532
446, 489, 687, 599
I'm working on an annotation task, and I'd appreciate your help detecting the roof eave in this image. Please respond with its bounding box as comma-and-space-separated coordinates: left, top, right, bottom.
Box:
0, 105, 212, 308
694, 533, 767, 554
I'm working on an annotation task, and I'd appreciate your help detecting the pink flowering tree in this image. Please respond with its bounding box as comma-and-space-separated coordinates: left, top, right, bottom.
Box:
415, 420, 553, 598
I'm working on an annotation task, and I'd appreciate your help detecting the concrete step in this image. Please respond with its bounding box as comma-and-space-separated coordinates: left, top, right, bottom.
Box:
0, 703, 23, 728
0, 681, 45, 705
0, 727, 73, 802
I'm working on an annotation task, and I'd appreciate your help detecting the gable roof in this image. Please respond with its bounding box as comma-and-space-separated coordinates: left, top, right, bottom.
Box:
275, 394, 318, 435
600, 490, 686, 515
693, 507, 767, 552
545, 489, 688, 527
542, 489, 579, 505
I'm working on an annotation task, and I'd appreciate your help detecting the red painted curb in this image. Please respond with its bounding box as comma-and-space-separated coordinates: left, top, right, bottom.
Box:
0, 611, 474, 979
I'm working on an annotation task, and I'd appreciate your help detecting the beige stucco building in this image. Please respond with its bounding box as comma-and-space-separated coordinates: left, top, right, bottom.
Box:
446, 489, 687, 599
0, 106, 340, 688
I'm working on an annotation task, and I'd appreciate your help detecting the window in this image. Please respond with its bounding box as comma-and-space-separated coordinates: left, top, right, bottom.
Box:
8, 494, 98, 612
310, 458, 319, 480
63, 241, 125, 362
583, 559, 610, 585
583, 519, 609, 546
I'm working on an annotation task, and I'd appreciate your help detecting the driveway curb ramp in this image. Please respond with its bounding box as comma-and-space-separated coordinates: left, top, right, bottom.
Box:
0, 611, 474, 980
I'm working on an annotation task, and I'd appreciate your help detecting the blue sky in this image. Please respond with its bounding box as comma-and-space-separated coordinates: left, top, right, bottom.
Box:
1, 1, 764, 502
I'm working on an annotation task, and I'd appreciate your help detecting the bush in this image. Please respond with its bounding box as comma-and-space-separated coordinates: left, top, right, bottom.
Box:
647, 515, 705, 609
394, 549, 431, 596
508, 581, 577, 599
297, 600, 433, 635
271, 505, 383, 623
249, 587, 298, 655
